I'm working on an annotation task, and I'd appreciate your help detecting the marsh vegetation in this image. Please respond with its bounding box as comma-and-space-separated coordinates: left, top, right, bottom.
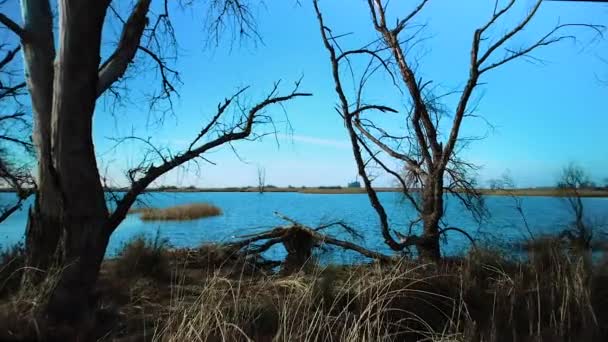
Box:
130, 203, 223, 222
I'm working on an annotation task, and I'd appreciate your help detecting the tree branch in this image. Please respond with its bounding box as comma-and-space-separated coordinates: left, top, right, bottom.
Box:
353, 117, 421, 171
107, 83, 311, 231
0, 46, 20, 70
0, 13, 27, 40
314, 0, 403, 252
0, 198, 24, 223
97, 0, 152, 98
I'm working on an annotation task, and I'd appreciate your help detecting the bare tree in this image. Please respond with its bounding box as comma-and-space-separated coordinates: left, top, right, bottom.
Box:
557, 163, 593, 249
0, 0, 310, 327
313, 0, 603, 260
257, 166, 266, 193
489, 171, 534, 240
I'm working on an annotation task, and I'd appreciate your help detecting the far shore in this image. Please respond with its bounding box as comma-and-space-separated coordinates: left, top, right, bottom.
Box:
2, 186, 608, 197
147, 186, 608, 197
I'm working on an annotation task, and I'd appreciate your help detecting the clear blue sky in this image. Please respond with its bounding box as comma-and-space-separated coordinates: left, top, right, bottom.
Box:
3, 0, 607, 188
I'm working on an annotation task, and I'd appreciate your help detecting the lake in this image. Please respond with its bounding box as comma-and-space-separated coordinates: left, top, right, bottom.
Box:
1, 192, 607, 262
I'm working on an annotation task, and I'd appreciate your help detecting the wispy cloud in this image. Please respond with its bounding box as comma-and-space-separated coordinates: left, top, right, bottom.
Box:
277, 133, 350, 149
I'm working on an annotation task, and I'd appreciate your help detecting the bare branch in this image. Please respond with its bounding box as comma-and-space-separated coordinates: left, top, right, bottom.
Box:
137, 45, 182, 103
438, 226, 477, 248
479, 23, 604, 74
230, 216, 392, 263
354, 117, 421, 171
0, 46, 20, 70
97, 0, 153, 97
205, 0, 262, 46
188, 87, 249, 151
356, 134, 421, 213
477, 0, 543, 67
107, 83, 311, 231
0, 198, 24, 223
0, 13, 27, 40
313, 0, 403, 252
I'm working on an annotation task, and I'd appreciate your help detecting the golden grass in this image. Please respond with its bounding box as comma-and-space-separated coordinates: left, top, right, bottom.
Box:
131, 203, 222, 221
3, 237, 607, 341
149, 243, 604, 341
153, 261, 464, 342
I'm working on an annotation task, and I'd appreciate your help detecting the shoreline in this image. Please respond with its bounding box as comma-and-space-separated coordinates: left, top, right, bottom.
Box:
2, 187, 608, 197
134, 187, 608, 197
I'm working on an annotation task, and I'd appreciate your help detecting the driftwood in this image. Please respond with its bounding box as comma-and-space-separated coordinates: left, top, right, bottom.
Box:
228, 212, 392, 274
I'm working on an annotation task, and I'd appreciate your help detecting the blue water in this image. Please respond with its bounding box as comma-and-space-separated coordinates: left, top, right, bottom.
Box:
1, 192, 607, 262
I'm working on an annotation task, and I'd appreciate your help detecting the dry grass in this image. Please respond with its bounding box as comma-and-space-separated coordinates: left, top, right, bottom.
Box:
153, 261, 462, 342
2, 237, 607, 341
112, 232, 172, 281
131, 203, 222, 221
146, 240, 607, 342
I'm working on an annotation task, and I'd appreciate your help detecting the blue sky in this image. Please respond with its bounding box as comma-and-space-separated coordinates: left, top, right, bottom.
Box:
3, 0, 607, 188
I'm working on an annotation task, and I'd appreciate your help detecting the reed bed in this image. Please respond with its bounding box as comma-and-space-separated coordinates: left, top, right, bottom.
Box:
131, 203, 222, 221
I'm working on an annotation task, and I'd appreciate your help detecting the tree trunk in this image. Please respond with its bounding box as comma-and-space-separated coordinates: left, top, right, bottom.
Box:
39, 0, 112, 326
20, 0, 63, 283
418, 174, 443, 261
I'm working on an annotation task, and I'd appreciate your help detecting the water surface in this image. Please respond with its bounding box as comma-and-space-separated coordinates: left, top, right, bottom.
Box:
1, 192, 606, 262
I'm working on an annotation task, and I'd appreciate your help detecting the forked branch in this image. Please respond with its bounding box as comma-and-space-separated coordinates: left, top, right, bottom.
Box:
107, 82, 311, 231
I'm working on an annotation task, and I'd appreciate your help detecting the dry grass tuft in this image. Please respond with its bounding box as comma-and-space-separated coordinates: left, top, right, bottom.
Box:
147, 241, 607, 342
131, 203, 222, 221
153, 261, 464, 342
112, 232, 172, 281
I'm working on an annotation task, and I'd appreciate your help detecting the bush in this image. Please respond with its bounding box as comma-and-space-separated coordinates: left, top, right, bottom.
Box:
113, 232, 171, 281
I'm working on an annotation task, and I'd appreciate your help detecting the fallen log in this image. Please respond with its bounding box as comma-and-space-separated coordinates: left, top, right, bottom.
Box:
227, 213, 392, 274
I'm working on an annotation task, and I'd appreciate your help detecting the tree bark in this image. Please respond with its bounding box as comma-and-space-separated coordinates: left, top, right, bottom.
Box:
20, 0, 63, 282
418, 174, 443, 261
11, 0, 308, 332
41, 0, 112, 325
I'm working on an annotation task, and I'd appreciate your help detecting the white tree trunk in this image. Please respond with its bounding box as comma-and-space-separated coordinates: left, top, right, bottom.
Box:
20, 0, 63, 279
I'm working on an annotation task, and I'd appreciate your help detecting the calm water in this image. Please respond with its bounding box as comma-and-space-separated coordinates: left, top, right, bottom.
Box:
1, 192, 607, 262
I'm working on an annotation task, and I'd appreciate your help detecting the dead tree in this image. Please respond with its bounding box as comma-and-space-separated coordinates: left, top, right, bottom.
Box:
313, 0, 603, 260
557, 163, 593, 250
257, 166, 266, 193
488, 171, 534, 240
0, 0, 310, 327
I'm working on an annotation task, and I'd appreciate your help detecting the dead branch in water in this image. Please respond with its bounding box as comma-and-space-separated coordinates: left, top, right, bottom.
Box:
228, 213, 392, 273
